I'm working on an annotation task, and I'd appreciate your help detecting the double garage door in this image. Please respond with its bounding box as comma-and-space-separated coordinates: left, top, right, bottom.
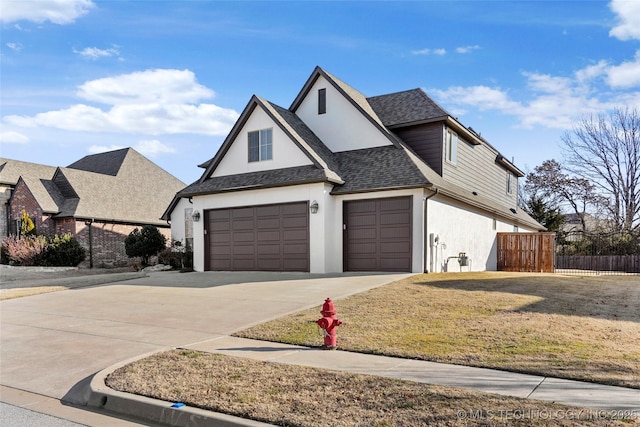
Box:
205, 202, 309, 272
205, 197, 412, 272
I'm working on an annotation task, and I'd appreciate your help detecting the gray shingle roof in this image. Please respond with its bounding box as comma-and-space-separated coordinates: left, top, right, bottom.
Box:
67, 148, 129, 176
331, 146, 431, 194
367, 89, 450, 127
179, 165, 326, 197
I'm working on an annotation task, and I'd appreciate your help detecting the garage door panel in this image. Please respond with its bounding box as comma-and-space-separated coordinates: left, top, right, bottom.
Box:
380, 241, 411, 253
347, 227, 377, 240
206, 202, 309, 272
282, 216, 307, 228
232, 259, 256, 270
380, 197, 411, 211
380, 226, 410, 239
344, 197, 412, 272
283, 258, 308, 270
232, 231, 255, 242
284, 243, 308, 254
232, 208, 254, 218
283, 229, 306, 241
348, 243, 377, 254
348, 214, 377, 227
210, 259, 231, 270
257, 231, 281, 241
257, 244, 280, 255
233, 244, 255, 255
380, 258, 411, 271
380, 212, 410, 225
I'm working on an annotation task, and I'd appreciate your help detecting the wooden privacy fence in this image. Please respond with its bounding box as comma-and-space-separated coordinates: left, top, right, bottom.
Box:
556, 255, 640, 273
497, 232, 556, 273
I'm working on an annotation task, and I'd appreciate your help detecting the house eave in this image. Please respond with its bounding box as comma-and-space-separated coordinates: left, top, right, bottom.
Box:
181, 177, 335, 199
330, 183, 432, 196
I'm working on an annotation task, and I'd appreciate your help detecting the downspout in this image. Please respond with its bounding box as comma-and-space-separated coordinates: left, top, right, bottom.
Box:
423, 188, 438, 273
85, 218, 94, 269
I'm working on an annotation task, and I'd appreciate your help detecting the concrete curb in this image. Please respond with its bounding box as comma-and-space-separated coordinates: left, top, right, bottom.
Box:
87, 350, 273, 427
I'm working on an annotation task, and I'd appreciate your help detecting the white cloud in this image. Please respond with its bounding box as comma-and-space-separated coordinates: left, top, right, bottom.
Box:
74, 46, 120, 60
575, 60, 609, 83
456, 45, 480, 54
412, 48, 433, 55
609, 0, 640, 40
430, 59, 634, 131
411, 47, 447, 56
0, 129, 29, 144
3, 69, 239, 136
0, 0, 94, 25
89, 144, 126, 154
88, 140, 175, 157
77, 69, 214, 105
606, 50, 640, 88
135, 139, 176, 156
6, 42, 23, 52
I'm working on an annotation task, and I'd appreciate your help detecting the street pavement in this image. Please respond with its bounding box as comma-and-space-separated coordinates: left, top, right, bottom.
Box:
1, 270, 410, 426
1, 270, 639, 426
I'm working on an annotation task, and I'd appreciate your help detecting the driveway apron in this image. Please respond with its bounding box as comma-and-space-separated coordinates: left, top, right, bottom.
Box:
0, 271, 409, 402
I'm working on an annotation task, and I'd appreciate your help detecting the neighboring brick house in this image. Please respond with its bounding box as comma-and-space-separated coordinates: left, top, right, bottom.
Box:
1, 148, 185, 267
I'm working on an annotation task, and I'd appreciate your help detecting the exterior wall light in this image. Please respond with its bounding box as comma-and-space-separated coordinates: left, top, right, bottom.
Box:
309, 200, 319, 214
192, 210, 201, 222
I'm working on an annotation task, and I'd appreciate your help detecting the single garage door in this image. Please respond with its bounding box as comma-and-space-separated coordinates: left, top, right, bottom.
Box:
344, 197, 412, 272
206, 202, 309, 271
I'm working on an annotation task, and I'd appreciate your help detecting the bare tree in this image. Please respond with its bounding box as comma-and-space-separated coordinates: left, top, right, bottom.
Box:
523, 159, 604, 232
561, 107, 640, 233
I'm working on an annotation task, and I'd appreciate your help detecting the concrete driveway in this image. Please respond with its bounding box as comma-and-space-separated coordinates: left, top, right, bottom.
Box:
1, 271, 409, 406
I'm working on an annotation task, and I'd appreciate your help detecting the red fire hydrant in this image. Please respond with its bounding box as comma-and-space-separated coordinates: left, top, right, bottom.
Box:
316, 297, 342, 350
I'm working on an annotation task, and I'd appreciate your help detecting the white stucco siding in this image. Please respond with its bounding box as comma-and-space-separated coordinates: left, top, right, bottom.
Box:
190, 186, 426, 274
295, 75, 392, 152
212, 106, 312, 177
426, 194, 535, 272
168, 197, 194, 246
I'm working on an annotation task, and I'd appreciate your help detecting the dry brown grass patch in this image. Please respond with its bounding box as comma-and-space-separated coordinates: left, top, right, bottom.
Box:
237, 272, 640, 388
107, 349, 638, 427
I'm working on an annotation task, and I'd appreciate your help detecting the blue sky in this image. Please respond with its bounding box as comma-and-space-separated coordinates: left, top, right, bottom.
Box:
1, 0, 639, 185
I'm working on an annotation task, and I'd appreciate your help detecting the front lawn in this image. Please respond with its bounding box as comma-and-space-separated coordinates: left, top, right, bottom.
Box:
236, 272, 640, 388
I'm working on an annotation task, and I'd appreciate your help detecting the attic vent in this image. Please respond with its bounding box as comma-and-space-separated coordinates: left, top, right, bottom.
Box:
510, 208, 517, 214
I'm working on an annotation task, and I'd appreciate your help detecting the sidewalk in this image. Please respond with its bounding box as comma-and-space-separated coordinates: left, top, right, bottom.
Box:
88, 336, 640, 427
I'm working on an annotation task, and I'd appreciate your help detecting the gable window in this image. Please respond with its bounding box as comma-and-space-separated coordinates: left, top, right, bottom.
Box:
318, 88, 326, 114
445, 128, 457, 164
248, 128, 272, 162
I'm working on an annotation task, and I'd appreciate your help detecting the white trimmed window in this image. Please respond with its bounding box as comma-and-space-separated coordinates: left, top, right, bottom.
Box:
445, 128, 457, 164
507, 172, 513, 194
248, 128, 272, 162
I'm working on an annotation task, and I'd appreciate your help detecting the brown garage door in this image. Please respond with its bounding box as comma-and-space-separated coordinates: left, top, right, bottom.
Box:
206, 202, 309, 272
344, 197, 412, 272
